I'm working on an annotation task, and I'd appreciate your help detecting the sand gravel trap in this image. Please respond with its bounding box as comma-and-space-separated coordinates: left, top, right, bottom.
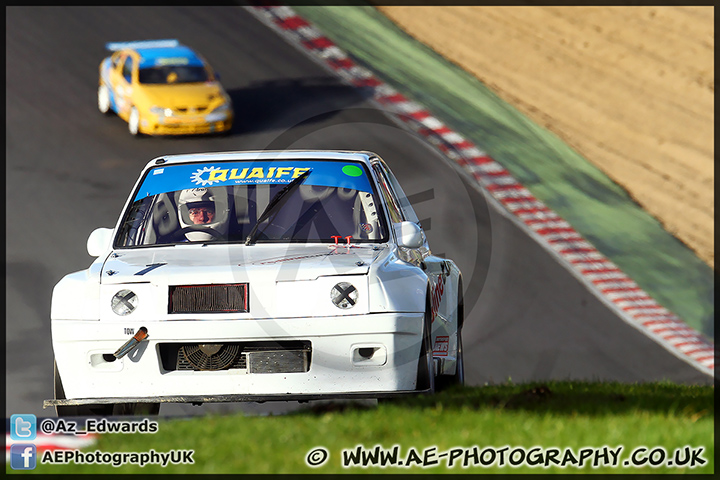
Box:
377, 6, 713, 269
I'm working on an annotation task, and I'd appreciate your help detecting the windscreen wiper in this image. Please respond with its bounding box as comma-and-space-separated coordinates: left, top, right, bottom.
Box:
245, 169, 312, 246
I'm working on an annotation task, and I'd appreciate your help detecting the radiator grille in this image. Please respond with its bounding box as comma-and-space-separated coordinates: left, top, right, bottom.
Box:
177, 345, 247, 371
175, 105, 209, 114
158, 342, 311, 373
169, 284, 248, 314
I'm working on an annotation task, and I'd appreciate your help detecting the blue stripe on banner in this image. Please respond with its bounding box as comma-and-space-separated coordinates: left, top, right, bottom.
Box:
134, 161, 373, 201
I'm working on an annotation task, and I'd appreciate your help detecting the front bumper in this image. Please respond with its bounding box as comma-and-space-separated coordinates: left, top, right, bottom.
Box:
50, 313, 425, 404
141, 116, 232, 135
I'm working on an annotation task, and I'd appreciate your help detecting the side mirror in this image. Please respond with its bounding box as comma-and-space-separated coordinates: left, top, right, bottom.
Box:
393, 222, 425, 249
87, 228, 113, 257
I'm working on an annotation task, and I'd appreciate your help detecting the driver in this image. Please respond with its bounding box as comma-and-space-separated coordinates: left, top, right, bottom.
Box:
177, 187, 229, 241
188, 204, 214, 224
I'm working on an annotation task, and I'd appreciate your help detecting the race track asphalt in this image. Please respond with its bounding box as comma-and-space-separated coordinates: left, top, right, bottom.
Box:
5, 6, 710, 418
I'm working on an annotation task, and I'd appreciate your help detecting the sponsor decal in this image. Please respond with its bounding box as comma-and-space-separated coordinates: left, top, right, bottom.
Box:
342, 164, 363, 177
430, 273, 446, 322
135, 161, 373, 201
155, 57, 189, 66
191, 166, 310, 186
433, 336, 449, 356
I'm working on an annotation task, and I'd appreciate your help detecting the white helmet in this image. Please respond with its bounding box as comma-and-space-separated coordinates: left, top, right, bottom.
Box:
177, 187, 229, 241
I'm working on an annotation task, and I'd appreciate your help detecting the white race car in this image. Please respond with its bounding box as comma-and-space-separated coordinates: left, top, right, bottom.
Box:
46, 150, 464, 416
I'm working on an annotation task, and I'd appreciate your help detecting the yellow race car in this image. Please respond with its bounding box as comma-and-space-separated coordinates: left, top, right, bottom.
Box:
98, 39, 233, 136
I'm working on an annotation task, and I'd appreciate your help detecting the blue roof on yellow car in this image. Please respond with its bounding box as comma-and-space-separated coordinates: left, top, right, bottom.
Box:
105, 39, 204, 68
136, 46, 204, 68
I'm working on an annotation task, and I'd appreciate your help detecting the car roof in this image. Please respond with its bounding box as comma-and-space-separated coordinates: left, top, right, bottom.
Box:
107, 40, 204, 68
134, 45, 204, 68
145, 150, 380, 170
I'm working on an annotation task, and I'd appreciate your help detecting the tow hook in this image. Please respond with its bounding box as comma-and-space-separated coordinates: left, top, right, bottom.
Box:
114, 326, 148, 359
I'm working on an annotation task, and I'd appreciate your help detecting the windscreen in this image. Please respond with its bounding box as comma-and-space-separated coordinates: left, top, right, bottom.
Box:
138, 65, 209, 84
115, 160, 388, 247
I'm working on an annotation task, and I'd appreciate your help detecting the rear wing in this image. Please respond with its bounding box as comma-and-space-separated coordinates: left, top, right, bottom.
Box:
105, 39, 179, 51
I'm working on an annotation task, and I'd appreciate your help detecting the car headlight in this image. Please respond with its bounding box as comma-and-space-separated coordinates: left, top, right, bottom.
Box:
205, 103, 232, 122
211, 103, 230, 114
111, 289, 138, 316
331, 282, 358, 309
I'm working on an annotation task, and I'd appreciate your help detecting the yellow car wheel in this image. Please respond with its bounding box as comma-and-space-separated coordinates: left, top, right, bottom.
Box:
128, 106, 141, 136
98, 85, 111, 114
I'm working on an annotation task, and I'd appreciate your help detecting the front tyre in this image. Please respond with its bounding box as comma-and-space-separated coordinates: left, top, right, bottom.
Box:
98, 84, 111, 114
54, 360, 112, 417
128, 106, 142, 136
436, 279, 465, 391
415, 305, 435, 393
436, 328, 464, 391
54, 361, 160, 416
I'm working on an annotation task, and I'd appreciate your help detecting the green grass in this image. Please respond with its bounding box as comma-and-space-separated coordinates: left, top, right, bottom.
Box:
15, 382, 714, 474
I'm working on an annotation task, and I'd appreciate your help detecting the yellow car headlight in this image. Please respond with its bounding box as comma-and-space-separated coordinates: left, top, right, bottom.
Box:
211, 103, 230, 114
206, 103, 231, 122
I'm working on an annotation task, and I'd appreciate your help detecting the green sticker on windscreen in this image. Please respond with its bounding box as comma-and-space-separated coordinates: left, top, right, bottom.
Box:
342, 165, 363, 177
